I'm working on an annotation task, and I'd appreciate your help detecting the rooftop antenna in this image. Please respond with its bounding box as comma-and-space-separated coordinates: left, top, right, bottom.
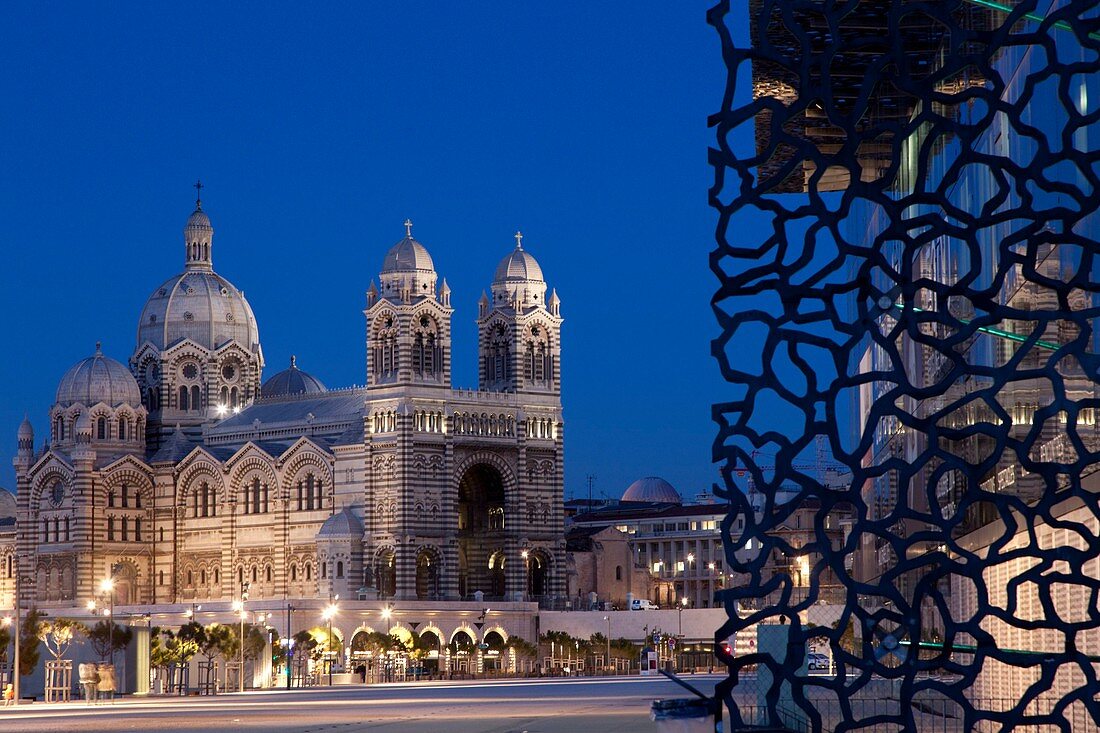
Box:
586, 474, 596, 507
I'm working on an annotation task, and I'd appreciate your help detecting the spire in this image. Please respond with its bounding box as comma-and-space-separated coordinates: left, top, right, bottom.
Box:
291, 355, 297, 368
514, 230, 524, 250
367, 280, 379, 307
184, 182, 214, 271
405, 218, 413, 237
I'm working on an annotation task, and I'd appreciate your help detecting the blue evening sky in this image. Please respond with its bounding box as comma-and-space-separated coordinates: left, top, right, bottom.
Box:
0, 2, 757, 501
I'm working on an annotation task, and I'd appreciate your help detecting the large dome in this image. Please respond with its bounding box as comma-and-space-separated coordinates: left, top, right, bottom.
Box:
137, 270, 260, 352
261, 356, 327, 397
56, 344, 142, 407
622, 476, 681, 504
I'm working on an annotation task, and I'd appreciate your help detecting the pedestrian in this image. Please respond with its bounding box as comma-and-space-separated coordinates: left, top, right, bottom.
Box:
2, 682, 13, 706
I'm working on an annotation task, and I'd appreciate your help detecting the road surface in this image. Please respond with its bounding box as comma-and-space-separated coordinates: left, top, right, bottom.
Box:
0, 675, 724, 733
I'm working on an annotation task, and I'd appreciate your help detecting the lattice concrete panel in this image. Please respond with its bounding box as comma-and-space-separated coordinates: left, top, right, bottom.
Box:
709, 0, 1100, 730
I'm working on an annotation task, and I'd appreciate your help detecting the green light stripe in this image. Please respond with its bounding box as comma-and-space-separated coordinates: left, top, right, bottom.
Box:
900, 639, 1100, 663
962, 0, 1100, 42
891, 303, 1061, 351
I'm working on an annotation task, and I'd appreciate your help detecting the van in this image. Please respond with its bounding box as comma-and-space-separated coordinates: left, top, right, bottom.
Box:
630, 599, 659, 611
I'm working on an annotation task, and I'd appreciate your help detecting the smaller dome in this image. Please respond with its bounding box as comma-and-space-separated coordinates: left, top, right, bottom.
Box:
18, 415, 33, 439
382, 221, 435, 273
622, 476, 681, 504
494, 233, 544, 283
261, 356, 327, 397
318, 506, 363, 537
185, 206, 212, 231
55, 344, 142, 408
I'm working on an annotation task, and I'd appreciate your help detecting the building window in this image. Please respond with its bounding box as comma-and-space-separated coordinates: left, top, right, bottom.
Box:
321, 563, 327, 579
122, 518, 129, 542
159, 570, 164, 586
107, 517, 115, 541
96, 416, 107, 440
616, 565, 623, 581
266, 567, 273, 582
119, 416, 128, 440
337, 561, 344, 578
134, 519, 142, 542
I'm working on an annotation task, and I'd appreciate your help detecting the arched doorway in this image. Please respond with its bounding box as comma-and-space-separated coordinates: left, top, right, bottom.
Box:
416, 547, 440, 600
419, 629, 443, 671
457, 463, 506, 599
375, 548, 396, 599
526, 549, 550, 598
483, 629, 507, 671
488, 550, 506, 597
449, 629, 475, 673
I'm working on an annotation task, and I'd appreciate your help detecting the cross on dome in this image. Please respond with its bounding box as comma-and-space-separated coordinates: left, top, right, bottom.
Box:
194, 179, 203, 209
405, 219, 413, 237
514, 231, 523, 249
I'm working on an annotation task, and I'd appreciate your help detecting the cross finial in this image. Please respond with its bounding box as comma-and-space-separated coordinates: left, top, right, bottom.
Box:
514, 230, 523, 249
194, 179, 203, 208
404, 219, 413, 237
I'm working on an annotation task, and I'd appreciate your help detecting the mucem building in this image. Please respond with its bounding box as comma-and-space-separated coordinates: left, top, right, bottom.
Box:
711, 0, 1100, 730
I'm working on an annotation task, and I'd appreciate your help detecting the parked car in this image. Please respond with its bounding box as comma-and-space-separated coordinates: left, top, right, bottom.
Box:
807, 653, 831, 673
630, 599, 659, 610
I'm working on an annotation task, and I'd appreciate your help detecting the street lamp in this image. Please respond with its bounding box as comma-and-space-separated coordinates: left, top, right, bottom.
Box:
100, 577, 115, 668
602, 615, 611, 671
235, 581, 250, 693
322, 602, 338, 686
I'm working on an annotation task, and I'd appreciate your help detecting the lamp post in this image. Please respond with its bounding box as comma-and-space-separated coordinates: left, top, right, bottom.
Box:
100, 577, 115, 667
602, 615, 611, 671
285, 603, 294, 689
234, 581, 250, 693
322, 602, 338, 686
678, 596, 688, 637
12, 572, 29, 706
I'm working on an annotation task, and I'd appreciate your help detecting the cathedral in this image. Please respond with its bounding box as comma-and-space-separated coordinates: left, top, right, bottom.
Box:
2, 192, 565, 615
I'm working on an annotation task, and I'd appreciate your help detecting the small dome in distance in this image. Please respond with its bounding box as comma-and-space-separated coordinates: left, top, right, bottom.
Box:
621, 476, 681, 504
318, 506, 363, 537
261, 356, 327, 397
55, 343, 142, 408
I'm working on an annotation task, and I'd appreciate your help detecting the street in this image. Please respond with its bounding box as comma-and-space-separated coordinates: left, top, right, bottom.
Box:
0, 675, 724, 733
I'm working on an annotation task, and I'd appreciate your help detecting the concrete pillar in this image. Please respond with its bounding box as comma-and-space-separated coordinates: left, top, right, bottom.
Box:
126, 625, 151, 695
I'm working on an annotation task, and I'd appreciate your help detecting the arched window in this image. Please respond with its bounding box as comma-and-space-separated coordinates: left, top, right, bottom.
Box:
616, 565, 623, 581
159, 570, 164, 586
266, 566, 273, 582
190, 385, 201, 411
134, 518, 142, 542
187, 570, 193, 585
252, 477, 262, 514
230, 386, 239, 408
321, 562, 327, 579
306, 564, 312, 581
214, 568, 219, 584
220, 386, 229, 406
118, 416, 128, 440
179, 386, 189, 411
238, 567, 244, 586
201, 569, 207, 585
96, 416, 107, 440
291, 565, 298, 581
251, 566, 257, 583
337, 561, 344, 578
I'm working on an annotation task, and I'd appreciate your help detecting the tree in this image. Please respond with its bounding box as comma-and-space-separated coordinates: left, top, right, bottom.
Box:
610, 637, 639, 659
507, 636, 539, 660
239, 624, 268, 662
87, 620, 132, 662
179, 621, 235, 662
18, 609, 43, 676
39, 617, 87, 662
350, 630, 398, 656
0, 624, 10, 663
